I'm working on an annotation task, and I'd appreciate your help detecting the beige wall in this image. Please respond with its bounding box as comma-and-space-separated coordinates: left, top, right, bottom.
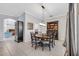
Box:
24, 12, 40, 42
24, 13, 67, 42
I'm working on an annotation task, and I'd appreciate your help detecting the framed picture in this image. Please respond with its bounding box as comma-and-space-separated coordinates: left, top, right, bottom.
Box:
27, 22, 33, 30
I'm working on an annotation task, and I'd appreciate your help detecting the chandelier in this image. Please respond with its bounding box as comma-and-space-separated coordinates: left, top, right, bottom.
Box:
39, 4, 46, 26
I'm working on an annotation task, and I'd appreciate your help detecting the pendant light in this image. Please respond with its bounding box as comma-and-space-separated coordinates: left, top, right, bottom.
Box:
39, 4, 46, 27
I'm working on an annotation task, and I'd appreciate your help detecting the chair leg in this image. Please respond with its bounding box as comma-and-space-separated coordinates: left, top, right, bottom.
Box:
35, 45, 37, 49
52, 42, 54, 48
42, 44, 44, 51
49, 44, 51, 51
54, 40, 55, 46
52, 40, 54, 48
32, 44, 33, 47
35, 43, 37, 50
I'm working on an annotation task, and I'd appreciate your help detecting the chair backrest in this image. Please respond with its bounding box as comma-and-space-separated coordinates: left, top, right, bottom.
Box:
47, 31, 52, 37
53, 31, 57, 38
30, 32, 35, 41
48, 31, 57, 42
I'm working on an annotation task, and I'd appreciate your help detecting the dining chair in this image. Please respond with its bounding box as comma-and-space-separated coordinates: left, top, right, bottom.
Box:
47, 32, 54, 47
30, 32, 41, 49
52, 31, 57, 46
30, 32, 36, 47
41, 35, 52, 51
41, 31, 57, 51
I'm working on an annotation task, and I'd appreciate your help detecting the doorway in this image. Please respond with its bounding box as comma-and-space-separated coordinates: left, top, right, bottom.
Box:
4, 18, 16, 41
15, 21, 24, 43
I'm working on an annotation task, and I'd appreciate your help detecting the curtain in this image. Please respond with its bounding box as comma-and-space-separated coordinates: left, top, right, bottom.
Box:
63, 3, 77, 56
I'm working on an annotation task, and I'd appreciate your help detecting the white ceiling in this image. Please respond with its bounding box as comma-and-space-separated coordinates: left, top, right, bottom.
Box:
0, 3, 68, 20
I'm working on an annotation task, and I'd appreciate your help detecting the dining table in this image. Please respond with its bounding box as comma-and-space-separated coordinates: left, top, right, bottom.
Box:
35, 33, 53, 51
35, 33, 50, 41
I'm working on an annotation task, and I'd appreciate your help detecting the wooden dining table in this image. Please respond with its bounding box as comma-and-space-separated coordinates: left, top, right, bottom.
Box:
35, 34, 50, 41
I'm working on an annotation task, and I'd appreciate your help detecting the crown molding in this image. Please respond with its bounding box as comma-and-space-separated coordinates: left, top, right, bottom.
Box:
46, 13, 67, 20
0, 13, 17, 18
